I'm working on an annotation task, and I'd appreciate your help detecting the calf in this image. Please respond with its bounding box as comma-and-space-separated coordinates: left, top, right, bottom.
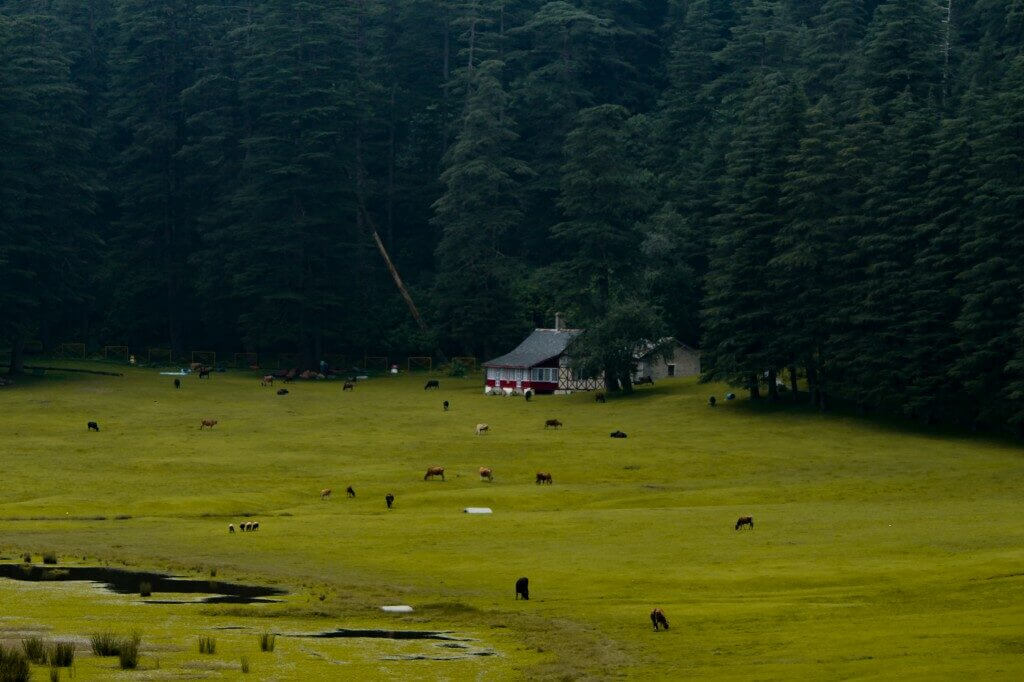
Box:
198, 367, 211, 379
535, 472, 553, 485
174, 378, 181, 389
475, 423, 489, 435
320, 488, 332, 500
277, 388, 289, 395
385, 493, 395, 509
595, 393, 606, 403
610, 430, 627, 438
342, 382, 355, 391
424, 466, 445, 481
261, 375, 274, 386
200, 419, 218, 430
544, 419, 562, 429
346, 486, 356, 498
515, 577, 529, 600
650, 608, 669, 631
735, 516, 754, 530
424, 380, 439, 390
87, 421, 100, 432
479, 467, 493, 482
443, 400, 449, 411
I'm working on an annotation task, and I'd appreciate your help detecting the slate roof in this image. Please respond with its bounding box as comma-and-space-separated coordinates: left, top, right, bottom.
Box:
483, 328, 582, 369
633, 337, 698, 359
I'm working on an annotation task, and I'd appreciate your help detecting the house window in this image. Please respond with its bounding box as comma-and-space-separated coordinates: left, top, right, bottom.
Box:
531, 367, 556, 382
667, 364, 675, 377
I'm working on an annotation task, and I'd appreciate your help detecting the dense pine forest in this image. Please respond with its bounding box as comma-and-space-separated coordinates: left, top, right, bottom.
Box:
1, 0, 1022, 433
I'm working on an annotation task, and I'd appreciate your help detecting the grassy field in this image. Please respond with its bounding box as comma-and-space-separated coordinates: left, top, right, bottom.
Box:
0, 364, 1022, 680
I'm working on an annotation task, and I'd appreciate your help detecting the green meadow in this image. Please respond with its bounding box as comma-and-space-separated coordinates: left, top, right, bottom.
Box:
1, 365, 1022, 680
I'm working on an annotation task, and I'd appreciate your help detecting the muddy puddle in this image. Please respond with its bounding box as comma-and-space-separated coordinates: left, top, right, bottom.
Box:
0, 564, 285, 604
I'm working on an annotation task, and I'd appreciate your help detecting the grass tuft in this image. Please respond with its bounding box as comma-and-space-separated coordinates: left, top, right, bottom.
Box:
48, 641, 74, 667
117, 633, 140, 669
89, 632, 120, 656
240, 655, 250, 673
41, 552, 57, 565
49, 665, 60, 682
21, 553, 31, 563
0, 644, 30, 682
259, 632, 275, 652
197, 636, 216, 654
139, 580, 152, 597
22, 636, 47, 664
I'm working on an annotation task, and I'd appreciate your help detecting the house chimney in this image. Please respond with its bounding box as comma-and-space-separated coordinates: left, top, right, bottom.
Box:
555, 312, 564, 331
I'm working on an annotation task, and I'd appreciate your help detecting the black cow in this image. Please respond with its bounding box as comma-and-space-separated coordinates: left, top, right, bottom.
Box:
198, 367, 211, 379
515, 577, 529, 600
735, 516, 754, 530
635, 376, 654, 386
595, 393, 606, 403
277, 388, 289, 395
424, 380, 439, 390
708, 396, 716, 407
87, 421, 99, 432
346, 486, 356, 498
174, 378, 181, 389
385, 493, 395, 509
610, 430, 627, 438
443, 400, 449, 411
650, 608, 669, 631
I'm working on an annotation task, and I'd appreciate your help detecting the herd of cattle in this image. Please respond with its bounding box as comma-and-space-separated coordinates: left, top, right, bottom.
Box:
80, 368, 755, 633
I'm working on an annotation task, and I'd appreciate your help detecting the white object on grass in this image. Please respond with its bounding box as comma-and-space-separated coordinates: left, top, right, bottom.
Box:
463, 507, 492, 514
381, 605, 414, 613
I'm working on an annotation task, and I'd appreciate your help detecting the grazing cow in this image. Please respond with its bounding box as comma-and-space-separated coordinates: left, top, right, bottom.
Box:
595, 393, 606, 403
735, 516, 754, 530
200, 419, 218, 430
174, 378, 181, 389
239, 522, 247, 532
635, 375, 654, 386
475, 423, 489, 435
544, 419, 562, 429
198, 367, 211, 379
252, 521, 259, 531
385, 493, 395, 509
346, 486, 355, 498
228, 524, 235, 533
443, 400, 449, 411
424, 380, 439, 390
515, 577, 529, 600
342, 382, 355, 391
87, 421, 100, 432
650, 608, 669, 631
524, 389, 533, 402
479, 467, 493, 482
535, 472, 553, 485
610, 430, 627, 438
320, 488, 332, 500
424, 466, 445, 481
190, 362, 203, 372
261, 375, 274, 386
708, 396, 716, 407
277, 388, 289, 395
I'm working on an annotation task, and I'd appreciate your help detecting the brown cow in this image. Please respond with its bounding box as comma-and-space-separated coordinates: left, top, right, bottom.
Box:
735, 516, 754, 530
650, 608, 669, 631
320, 488, 332, 500
342, 382, 355, 391
479, 467, 493, 482
198, 367, 212, 379
535, 472, 553, 485
200, 419, 218, 430
544, 419, 562, 429
424, 466, 445, 481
